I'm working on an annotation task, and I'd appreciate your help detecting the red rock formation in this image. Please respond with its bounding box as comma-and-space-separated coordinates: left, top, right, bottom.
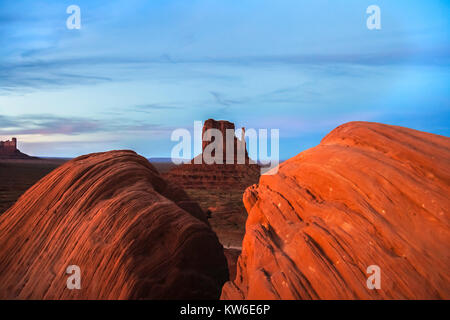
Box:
199, 119, 249, 164
222, 121, 450, 300
165, 163, 260, 189
223, 248, 241, 282
0, 138, 17, 153
0, 150, 228, 299
165, 119, 260, 189
0, 138, 32, 159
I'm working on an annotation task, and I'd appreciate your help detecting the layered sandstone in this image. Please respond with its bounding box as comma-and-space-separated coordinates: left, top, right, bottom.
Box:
165, 119, 260, 189
222, 121, 450, 300
0, 150, 228, 299
165, 163, 260, 189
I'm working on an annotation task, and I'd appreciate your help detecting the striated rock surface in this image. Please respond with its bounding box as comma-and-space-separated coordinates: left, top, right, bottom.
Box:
222, 121, 450, 300
0, 150, 228, 299
165, 163, 260, 189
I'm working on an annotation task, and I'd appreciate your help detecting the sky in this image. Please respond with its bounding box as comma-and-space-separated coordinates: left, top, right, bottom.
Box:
0, 0, 449, 159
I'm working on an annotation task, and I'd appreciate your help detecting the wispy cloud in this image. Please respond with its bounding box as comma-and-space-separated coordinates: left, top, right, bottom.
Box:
2, 46, 449, 94
0, 60, 115, 93
209, 91, 245, 107
0, 114, 102, 135
131, 103, 181, 113
0, 114, 172, 136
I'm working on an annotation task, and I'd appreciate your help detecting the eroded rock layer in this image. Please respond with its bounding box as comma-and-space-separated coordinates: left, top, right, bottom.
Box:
165, 119, 260, 189
0, 150, 228, 299
165, 163, 260, 189
222, 122, 450, 300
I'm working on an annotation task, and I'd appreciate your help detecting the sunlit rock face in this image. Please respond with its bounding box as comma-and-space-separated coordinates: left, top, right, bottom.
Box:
0, 150, 228, 299
222, 122, 450, 300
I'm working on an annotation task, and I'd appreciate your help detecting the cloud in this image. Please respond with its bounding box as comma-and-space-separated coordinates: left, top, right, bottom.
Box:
0, 114, 172, 137
0, 114, 102, 135
2, 45, 449, 94
0, 66, 114, 94
131, 103, 181, 113
209, 91, 246, 107
200, 48, 450, 66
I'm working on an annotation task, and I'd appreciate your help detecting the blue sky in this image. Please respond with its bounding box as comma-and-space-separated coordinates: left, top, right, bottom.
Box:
0, 0, 449, 159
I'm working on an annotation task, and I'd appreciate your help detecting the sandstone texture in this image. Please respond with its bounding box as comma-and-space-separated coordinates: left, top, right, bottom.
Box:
0, 150, 228, 299
165, 163, 260, 189
222, 121, 450, 300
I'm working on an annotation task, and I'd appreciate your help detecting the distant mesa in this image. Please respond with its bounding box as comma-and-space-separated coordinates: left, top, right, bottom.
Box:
0, 150, 228, 299
0, 138, 34, 159
193, 118, 251, 165
222, 121, 450, 300
149, 157, 188, 163
165, 119, 260, 189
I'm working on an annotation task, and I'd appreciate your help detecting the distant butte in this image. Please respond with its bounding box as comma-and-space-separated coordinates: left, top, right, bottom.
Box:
0, 138, 34, 159
164, 119, 260, 189
194, 119, 251, 165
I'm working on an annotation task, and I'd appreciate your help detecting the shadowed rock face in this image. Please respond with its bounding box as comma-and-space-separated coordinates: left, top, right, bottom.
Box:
0, 138, 33, 159
222, 122, 450, 300
165, 163, 261, 190
0, 150, 228, 299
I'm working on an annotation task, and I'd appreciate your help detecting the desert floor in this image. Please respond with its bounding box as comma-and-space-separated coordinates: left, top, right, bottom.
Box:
0, 158, 69, 214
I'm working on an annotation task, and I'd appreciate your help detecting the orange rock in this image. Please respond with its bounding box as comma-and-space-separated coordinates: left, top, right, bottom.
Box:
222, 122, 450, 300
0, 150, 228, 299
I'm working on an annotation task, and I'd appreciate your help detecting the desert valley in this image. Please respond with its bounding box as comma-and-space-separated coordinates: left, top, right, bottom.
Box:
0, 119, 448, 299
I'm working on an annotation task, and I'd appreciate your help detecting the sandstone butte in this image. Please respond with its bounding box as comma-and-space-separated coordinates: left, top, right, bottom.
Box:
0, 150, 228, 299
0, 137, 33, 159
165, 119, 260, 189
222, 121, 450, 300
